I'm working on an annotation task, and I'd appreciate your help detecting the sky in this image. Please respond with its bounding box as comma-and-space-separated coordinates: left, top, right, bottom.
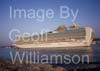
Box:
0, 0, 100, 46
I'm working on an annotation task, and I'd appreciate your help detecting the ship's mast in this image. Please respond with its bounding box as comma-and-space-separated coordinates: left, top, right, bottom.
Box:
69, 22, 80, 29
73, 22, 80, 27
72, 22, 77, 26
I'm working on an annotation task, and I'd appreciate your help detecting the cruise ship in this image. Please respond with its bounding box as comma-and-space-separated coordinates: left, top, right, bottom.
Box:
13, 23, 93, 48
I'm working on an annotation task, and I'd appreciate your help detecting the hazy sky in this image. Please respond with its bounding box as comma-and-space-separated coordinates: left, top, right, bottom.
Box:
0, 0, 100, 46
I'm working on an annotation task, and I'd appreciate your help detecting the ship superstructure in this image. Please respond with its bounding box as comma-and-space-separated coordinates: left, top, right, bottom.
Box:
13, 23, 93, 48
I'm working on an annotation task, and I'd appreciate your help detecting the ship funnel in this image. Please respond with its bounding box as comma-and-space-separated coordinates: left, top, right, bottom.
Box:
55, 25, 67, 32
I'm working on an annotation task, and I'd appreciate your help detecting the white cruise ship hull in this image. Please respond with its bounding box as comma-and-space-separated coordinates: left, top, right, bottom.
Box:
13, 27, 93, 48
13, 41, 90, 48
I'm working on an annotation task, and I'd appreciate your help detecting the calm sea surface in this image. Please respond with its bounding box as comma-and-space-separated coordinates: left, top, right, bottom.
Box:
0, 44, 100, 69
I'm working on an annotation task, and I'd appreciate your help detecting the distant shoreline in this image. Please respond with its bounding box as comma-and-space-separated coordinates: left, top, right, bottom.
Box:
93, 38, 100, 44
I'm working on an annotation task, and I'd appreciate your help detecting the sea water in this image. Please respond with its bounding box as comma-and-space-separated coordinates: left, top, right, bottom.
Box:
0, 44, 100, 69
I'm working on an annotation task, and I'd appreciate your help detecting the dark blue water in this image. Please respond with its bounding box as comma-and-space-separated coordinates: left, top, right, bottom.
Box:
0, 44, 100, 69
